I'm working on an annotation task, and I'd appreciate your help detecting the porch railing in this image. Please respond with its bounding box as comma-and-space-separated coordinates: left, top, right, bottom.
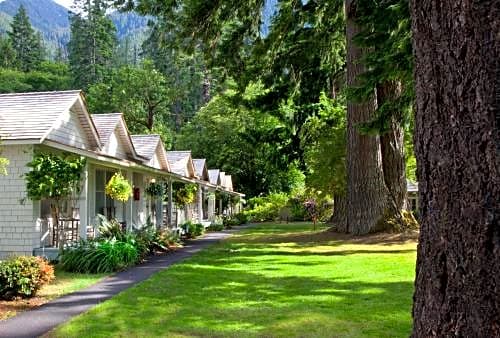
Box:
39, 218, 85, 248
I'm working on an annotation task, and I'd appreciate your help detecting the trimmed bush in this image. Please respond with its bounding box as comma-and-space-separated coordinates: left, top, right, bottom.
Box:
0, 256, 55, 299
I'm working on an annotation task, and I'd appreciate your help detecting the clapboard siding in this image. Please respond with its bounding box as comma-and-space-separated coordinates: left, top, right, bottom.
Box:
47, 108, 92, 150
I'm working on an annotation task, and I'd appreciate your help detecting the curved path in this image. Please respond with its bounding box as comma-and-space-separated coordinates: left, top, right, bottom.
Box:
0, 230, 236, 338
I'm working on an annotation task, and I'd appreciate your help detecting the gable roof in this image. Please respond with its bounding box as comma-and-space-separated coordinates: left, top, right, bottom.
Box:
0, 90, 100, 148
166, 151, 195, 178
224, 175, 234, 191
91, 113, 142, 161
193, 159, 209, 181
219, 171, 226, 187
131, 134, 170, 171
208, 169, 220, 185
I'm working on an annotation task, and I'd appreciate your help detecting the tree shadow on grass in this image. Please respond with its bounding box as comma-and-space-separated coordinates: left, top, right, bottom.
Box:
53, 257, 415, 338
236, 227, 418, 247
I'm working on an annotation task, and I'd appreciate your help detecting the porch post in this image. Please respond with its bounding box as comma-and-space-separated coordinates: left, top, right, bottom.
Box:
208, 191, 215, 221
197, 184, 203, 222
167, 179, 173, 227
156, 181, 163, 228
219, 196, 223, 216
125, 171, 133, 231
79, 163, 89, 240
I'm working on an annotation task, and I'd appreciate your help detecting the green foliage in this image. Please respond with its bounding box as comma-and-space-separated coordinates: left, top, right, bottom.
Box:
233, 213, 249, 225
222, 213, 248, 228
350, 0, 413, 135
207, 223, 224, 232
95, 214, 125, 240
60, 237, 140, 274
7, 5, 44, 72
0, 61, 73, 93
300, 93, 346, 196
181, 221, 204, 239
25, 153, 86, 201
132, 220, 181, 256
177, 86, 302, 197
244, 192, 290, 222
105, 172, 132, 202
87, 60, 173, 144
145, 181, 165, 197
174, 184, 197, 207
68, 0, 117, 89
0, 256, 54, 299
0, 36, 16, 69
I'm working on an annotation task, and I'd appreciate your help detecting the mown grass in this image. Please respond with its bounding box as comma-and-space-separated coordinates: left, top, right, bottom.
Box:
0, 269, 107, 320
50, 223, 417, 337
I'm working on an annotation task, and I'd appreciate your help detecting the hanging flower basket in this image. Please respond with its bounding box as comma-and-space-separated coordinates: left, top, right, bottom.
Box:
145, 181, 164, 197
105, 172, 132, 202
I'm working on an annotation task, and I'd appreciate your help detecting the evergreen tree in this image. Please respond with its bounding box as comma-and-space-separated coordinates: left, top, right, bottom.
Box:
7, 5, 44, 72
0, 35, 16, 69
68, 0, 117, 89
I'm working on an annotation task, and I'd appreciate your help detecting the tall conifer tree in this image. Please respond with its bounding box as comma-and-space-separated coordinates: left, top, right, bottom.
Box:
68, 0, 117, 89
8, 5, 44, 72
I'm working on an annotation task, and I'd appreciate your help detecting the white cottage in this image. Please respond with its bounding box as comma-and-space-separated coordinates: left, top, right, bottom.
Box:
0, 91, 243, 258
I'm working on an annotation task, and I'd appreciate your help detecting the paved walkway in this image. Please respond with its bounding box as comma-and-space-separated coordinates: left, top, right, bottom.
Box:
0, 230, 236, 338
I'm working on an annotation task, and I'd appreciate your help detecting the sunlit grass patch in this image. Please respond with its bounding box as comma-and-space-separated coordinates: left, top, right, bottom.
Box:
50, 223, 417, 338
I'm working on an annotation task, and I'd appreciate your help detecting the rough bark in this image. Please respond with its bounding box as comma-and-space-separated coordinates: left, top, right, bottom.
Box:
345, 0, 388, 235
410, 0, 500, 336
330, 193, 347, 232
377, 81, 409, 213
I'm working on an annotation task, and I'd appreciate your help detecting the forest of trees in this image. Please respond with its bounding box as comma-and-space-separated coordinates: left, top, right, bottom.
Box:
0, 0, 497, 334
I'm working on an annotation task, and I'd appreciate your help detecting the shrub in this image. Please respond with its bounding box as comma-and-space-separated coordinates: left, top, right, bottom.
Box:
233, 213, 249, 225
60, 237, 140, 273
207, 223, 224, 232
181, 221, 204, 238
0, 256, 55, 299
222, 216, 239, 228
244, 193, 289, 222
96, 215, 125, 240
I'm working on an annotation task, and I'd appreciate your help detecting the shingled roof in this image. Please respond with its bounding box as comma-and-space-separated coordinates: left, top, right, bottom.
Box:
0, 90, 99, 148
131, 135, 161, 159
131, 134, 170, 171
208, 169, 220, 185
166, 151, 195, 177
91, 113, 141, 161
193, 159, 209, 181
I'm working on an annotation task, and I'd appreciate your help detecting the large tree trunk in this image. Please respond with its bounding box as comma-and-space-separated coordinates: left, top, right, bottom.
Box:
345, 0, 388, 235
330, 193, 347, 232
410, 1, 499, 336
377, 81, 409, 213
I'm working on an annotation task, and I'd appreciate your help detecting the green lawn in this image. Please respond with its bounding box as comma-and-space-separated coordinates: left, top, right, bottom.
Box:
50, 223, 417, 337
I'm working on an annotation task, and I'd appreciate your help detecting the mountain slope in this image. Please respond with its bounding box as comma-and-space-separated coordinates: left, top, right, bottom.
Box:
0, 0, 149, 57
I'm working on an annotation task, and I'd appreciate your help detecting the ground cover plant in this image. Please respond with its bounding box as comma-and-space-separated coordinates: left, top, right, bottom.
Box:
50, 223, 417, 337
0, 268, 107, 320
